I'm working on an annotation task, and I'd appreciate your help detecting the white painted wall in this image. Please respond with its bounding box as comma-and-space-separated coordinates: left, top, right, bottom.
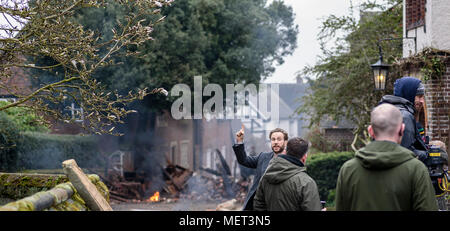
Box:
430, 0, 450, 51
403, 0, 450, 57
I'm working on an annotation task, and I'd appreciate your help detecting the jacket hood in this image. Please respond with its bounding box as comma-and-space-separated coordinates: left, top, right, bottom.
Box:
263, 155, 305, 184
379, 95, 415, 115
393, 77, 421, 104
356, 141, 415, 170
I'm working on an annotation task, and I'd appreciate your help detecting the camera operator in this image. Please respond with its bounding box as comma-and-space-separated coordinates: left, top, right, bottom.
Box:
379, 76, 428, 160
380, 76, 450, 210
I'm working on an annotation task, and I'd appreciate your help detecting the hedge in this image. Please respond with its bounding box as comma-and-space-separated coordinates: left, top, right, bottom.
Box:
0, 113, 21, 171
17, 132, 104, 170
0, 132, 104, 171
306, 151, 354, 202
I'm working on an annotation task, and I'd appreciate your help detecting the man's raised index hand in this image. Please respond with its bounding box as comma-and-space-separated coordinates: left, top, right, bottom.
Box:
236, 124, 245, 143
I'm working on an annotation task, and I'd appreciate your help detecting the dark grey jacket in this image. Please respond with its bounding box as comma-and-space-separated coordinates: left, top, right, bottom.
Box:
379, 95, 427, 160
232, 143, 274, 210
254, 155, 322, 211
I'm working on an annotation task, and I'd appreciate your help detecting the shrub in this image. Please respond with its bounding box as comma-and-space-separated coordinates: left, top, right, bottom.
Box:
0, 101, 49, 133
306, 151, 354, 201
0, 112, 21, 171
16, 132, 104, 170
326, 189, 336, 207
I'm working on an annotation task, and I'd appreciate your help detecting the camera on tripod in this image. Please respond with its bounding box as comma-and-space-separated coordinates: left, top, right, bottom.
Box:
423, 137, 449, 196
424, 146, 445, 177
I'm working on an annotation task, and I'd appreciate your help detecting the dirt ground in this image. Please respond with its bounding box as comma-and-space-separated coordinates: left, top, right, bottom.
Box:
110, 199, 236, 211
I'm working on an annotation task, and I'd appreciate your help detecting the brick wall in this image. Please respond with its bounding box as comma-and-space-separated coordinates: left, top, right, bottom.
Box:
424, 61, 450, 153
324, 128, 354, 143
154, 110, 194, 169
0, 66, 32, 96
405, 0, 426, 30
323, 128, 354, 152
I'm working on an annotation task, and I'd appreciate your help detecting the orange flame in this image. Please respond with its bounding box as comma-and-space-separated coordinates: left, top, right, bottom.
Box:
148, 191, 160, 202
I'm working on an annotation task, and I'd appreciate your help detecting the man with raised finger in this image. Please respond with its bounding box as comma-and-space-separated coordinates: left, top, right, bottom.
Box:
232, 125, 288, 210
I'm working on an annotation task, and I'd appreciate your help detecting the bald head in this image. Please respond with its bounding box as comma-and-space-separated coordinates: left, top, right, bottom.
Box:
370, 104, 403, 138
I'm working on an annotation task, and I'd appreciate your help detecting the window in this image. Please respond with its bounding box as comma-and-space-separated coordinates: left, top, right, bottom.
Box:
0, 97, 17, 103
205, 148, 212, 169
180, 140, 190, 169
406, 0, 426, 30
170, 141, 177, 165
66, 102, 84, 123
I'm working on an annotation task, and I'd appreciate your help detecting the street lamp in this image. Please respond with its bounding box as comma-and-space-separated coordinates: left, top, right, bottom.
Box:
371, 54, 390, 91
370, 37, 416, 90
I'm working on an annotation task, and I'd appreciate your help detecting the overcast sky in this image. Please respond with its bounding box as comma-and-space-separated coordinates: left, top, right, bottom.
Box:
264, 0, 367, 83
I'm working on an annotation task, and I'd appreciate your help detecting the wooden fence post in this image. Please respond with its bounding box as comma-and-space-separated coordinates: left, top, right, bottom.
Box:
62, 159, 113, 211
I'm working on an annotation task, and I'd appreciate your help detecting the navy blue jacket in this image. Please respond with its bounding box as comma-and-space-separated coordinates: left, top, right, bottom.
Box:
379, 77, 427, 160
232, 143, 274, 210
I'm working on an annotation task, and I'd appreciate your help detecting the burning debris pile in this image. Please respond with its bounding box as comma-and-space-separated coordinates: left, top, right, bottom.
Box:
170, 149, 250, 203
178, 173, 249, 203
104, 173, 143, 203
159, 160, 249, 204
103, 149, 251, 206
162, 163, 193, 197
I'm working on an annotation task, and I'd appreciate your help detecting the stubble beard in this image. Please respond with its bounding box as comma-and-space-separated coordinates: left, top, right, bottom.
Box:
272, 145, 285, 154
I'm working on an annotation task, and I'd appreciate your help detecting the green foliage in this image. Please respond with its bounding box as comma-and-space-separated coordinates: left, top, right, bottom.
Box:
14, 132, 104, 170
0, 101, 49, 133
2, 0, 172, 135
420, 54, 446, 82
298, 0, 403, 144
326, 189, 336, 207
0, 174, 109, 211
71, 0, 298, 111
306, 151, 354, 201
0, 173, 68, 200
0, 113, 21, 171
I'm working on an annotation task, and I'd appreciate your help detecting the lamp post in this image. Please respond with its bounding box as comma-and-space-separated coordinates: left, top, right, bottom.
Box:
370, 49, 390, 91
370, 37, 416, 90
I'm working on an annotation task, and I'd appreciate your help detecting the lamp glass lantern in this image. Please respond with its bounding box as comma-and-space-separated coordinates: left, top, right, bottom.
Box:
370, 58, 390, 91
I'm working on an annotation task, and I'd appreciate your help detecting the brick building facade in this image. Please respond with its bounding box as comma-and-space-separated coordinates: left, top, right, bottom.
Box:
423, 59, 450, 153
397, 52, 450, 154
153, 110, 238, 175
0, 66, 31, 99
401, 0, 450, 153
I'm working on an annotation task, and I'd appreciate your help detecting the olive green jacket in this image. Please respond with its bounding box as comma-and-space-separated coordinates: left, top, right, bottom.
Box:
253, 155, 322, 211
335, 140, 438, 211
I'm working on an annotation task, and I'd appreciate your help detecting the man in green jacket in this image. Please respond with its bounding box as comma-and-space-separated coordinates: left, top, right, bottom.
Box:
253, 137, 322, 211
335, 103, 437, 211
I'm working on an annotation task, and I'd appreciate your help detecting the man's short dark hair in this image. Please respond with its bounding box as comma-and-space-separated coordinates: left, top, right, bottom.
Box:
269, 128, 288, 141
286, 137, 309, 159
